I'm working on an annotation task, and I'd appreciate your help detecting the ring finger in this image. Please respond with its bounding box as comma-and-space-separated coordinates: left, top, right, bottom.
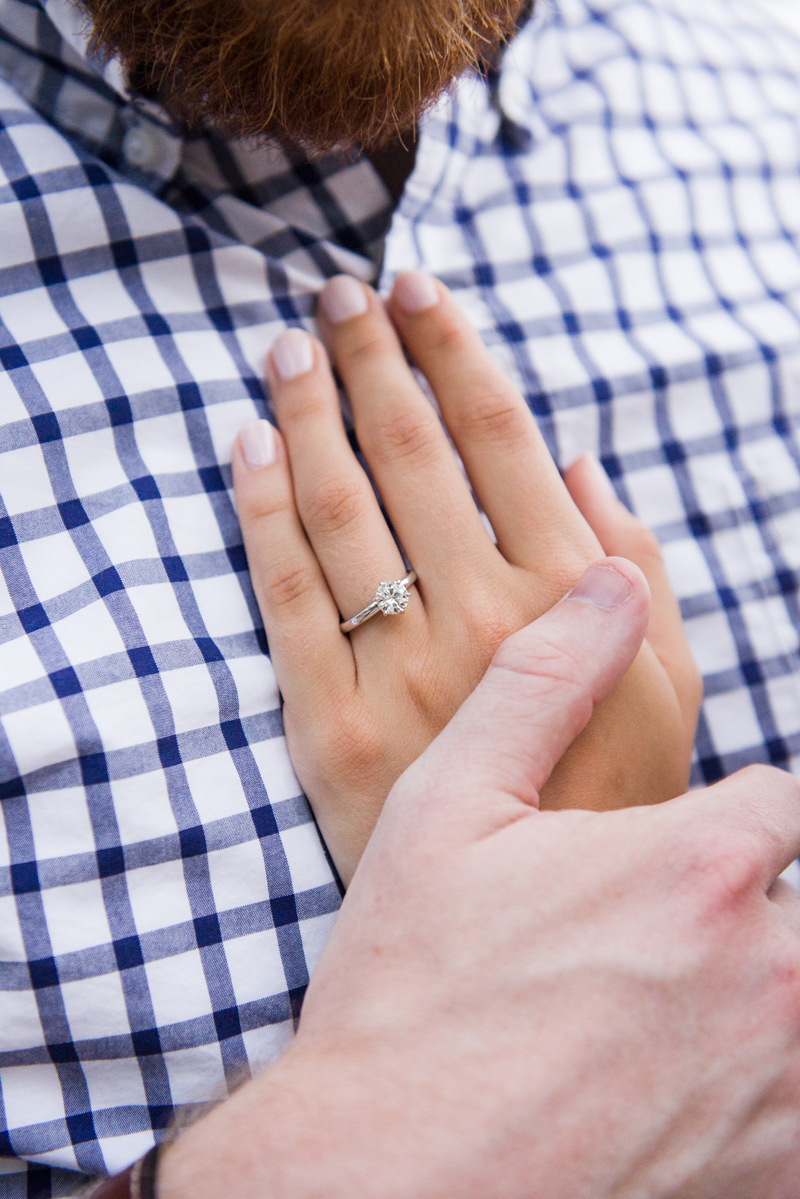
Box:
266, 327, 416, 635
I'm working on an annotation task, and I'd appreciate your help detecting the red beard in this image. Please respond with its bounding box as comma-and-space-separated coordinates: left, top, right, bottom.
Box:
80, 0, 527, 152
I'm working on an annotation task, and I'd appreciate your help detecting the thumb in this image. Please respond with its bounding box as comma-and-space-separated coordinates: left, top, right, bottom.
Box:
393, 558, 651, 837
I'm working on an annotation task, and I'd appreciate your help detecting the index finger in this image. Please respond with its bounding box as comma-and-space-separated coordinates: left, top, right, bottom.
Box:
386, 272, 601, 580
669, 765, 800, 890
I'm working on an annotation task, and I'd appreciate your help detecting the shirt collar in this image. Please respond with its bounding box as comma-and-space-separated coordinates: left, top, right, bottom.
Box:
43, 0, 129, 98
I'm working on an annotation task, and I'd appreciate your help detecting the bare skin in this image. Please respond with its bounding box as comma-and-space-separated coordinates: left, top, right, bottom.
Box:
160, 564, 800, 1199
232, 272, 701, 883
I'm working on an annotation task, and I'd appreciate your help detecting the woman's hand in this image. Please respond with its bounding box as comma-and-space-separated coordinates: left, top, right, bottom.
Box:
232, 273, 701, 884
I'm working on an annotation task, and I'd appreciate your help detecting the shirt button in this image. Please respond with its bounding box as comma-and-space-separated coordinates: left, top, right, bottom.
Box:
122, 125, 156, 168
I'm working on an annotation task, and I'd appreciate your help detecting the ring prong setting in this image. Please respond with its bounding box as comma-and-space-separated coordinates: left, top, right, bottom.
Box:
375, 579, 410, 616
340, 571, 417, 633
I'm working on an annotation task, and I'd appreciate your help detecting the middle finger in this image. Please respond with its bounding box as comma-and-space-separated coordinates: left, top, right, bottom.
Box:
318, 275, 498, 590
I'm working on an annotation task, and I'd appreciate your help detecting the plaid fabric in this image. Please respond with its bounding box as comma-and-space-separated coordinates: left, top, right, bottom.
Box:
0, 1, 392, 1193
2, 0, 800, 1191
386, 0, 800, 786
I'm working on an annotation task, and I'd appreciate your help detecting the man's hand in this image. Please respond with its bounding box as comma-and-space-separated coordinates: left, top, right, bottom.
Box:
159, 561, 800, 1199
232, 271, 701, 883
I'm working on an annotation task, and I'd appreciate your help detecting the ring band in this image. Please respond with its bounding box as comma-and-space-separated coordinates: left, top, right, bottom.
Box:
340, 572, 417, 634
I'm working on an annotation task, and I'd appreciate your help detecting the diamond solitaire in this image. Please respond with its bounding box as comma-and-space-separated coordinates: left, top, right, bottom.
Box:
375, 579, 410, 615
340, 571, 417, 634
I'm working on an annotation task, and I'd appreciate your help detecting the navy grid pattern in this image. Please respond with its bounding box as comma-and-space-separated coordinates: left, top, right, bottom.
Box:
2, 0, 800, 1192
385, 0, 800, 784
0, 0, 394, 1190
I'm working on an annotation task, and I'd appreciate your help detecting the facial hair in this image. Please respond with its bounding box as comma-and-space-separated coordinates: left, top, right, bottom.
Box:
79, 0, 527, 152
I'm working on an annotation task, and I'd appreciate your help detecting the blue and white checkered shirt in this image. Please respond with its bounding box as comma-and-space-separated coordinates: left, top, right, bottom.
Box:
3, 0, 800, 1191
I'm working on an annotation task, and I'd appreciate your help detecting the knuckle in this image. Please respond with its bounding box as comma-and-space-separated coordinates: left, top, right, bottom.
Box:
341, 327, 394, 368
462, 588, 526, 650
261, 559, 319, 611
406, 656, 452, 722
738, 762, 793, 793
679, 823, 764, 914
238, 490, 288, 526
416, 310, 468, 354
302, 477, 366, 537
316, 709, 384, 782
455, 392, 529, 446
368, 409, 440, 466
533, 554, 594, 609
272, 388, 327, 431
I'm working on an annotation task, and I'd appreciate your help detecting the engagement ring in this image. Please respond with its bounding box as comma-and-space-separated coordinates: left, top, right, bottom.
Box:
340, 572, 417, 634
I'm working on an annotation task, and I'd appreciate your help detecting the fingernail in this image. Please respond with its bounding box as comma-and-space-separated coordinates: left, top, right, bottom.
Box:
392, 271, 439, 314
568, 564, 632, 611
584, 453, 616, 496
271, 329, 315, 380
319, 275, 368, 324
239, 419, 276, 469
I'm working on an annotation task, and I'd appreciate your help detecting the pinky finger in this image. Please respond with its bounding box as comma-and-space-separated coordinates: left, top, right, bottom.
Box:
233, 419, 354, 711
563, 453, 703, 733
